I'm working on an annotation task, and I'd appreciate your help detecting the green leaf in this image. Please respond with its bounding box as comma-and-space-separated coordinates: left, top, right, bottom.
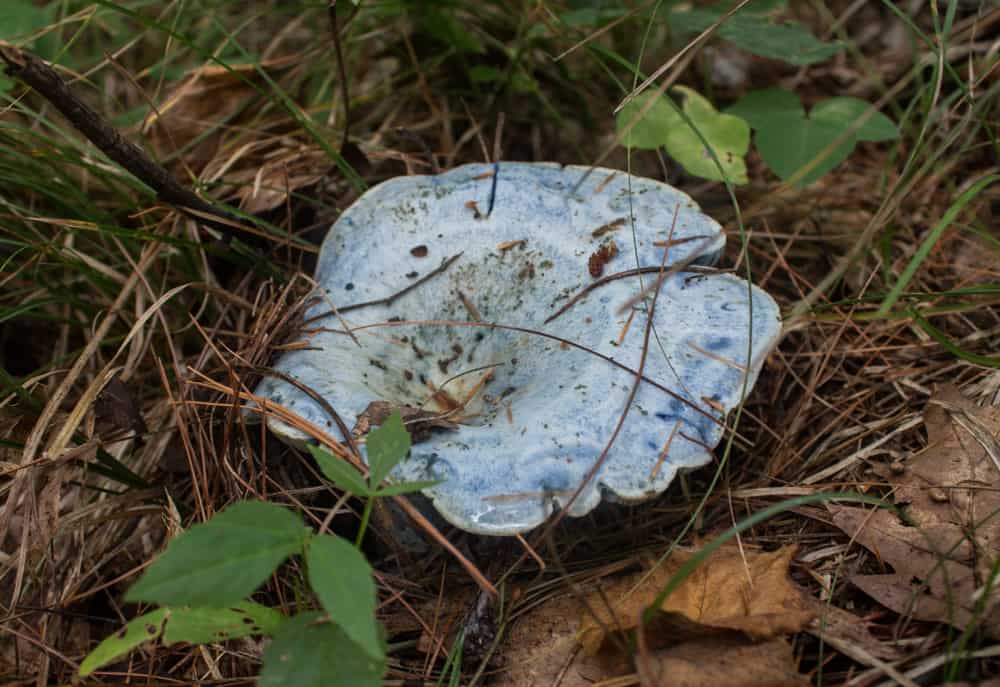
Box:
616, 91, 684, 150
309, 444, 372, 496
374, 479, 442, 497
0, 1, 51, 42
468, 65, 501, 83
725, 87, 803, 129
421, 9, 485, 54
811, 97, 901, 142
259, 612, 385, 687
0, 0, 57, 81
666, 3, 840, 66
162, 603, 286, 645
728, 89, 898, 188
664, 86, 749, 184
78, 609, 168, 677
617, 88, 749, 183
756, 112, 850, 187
366, 409, 412, 487
719, 16, 842, 66
125, 501, 308, 606
306, 535, 383, 660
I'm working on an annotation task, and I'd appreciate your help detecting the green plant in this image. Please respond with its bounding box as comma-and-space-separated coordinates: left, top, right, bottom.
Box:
727, 88, 900, 187
664, 0, 842, 66
0, 0, 56, 91
612, 0, 848, 185
617, 87, 750, 183
79, 411, 421, 685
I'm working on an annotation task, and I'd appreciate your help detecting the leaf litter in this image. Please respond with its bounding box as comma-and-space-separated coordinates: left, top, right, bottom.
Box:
502, 545, 821, 686
831, 384, 1000, 634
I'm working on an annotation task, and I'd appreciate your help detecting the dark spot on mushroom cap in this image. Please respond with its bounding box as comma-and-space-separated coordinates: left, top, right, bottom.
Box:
411, 245, 428, 257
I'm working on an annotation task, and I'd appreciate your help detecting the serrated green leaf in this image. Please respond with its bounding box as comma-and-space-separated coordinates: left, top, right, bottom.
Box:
259, 612, 385, 687
616, 91, 684, 150
306, 535, 383, 661
666, 3, 840, 66
719, 16, 842, 66
375, 479, 442, 496
309, 444, 372, 496
78, 608, 168, 677
366, 410, 412, 487
811, 97, 900, 142
125, 501, 308, 606
664, 86, 749, 184
162, 603, 286, 645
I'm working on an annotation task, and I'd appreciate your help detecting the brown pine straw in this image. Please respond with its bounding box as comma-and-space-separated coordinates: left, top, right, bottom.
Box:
188, 371, 498, 597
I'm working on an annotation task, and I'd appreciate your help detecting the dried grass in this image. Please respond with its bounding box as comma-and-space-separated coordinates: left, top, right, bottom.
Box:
1, 1, 999, 685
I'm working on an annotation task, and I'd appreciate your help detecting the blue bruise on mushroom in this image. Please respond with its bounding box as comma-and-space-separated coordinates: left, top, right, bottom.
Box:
253, 162, 781, 535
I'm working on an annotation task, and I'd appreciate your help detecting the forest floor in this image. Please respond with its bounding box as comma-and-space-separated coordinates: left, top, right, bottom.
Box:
1, 1, 999, 685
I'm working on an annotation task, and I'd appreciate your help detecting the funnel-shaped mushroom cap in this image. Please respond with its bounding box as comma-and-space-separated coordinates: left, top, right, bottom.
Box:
254, 162, 780, 535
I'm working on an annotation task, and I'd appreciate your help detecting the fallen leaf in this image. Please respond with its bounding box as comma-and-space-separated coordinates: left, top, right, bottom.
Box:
636, 635, 809, 687
141, 57, 332, 215
500, 593, 617, 687
94, 374, 147, 438
830, 385, 1000, 633
143, 58, 295, 172
803, 598, 903, 663
351, 400, 458, 443
499, 547, 813, 687
580, 545, 814, 655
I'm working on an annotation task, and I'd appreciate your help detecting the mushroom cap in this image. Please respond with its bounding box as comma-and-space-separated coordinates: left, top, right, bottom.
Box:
254, 162, 781, 535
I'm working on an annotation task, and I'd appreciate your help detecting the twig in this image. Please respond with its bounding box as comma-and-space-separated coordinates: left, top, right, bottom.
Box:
545, 261, 723, 324
329, 253, 463, 315
0, 43, 243, 244
327, 1, 352, 150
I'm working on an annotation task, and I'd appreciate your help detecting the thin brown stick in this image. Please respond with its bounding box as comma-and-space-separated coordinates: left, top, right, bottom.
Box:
337, 318, 749, 444
545, 260, 722, 324
328, 253, 463, 315
0, 43, 242, 243
614, 238, 719, 315
327, 1, 352, 150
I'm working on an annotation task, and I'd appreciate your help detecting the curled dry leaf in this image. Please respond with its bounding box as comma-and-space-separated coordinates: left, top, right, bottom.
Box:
499, 546, 813, 687
579, 544, 814, 655
636, 636, 809, 687
94, 374, 147, 439
831, 384, 1000, 633
144, 59, 290, 172
142, 56, 330, 215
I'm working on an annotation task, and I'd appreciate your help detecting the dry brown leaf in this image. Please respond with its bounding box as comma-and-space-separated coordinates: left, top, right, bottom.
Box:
501, 593, 623, 687
142, 57, 296, 173
803, 597, 903, 663
636, 635, 809, 687
140, 57, 333, 216
94, 373, 148, 438
580, 545, 814, 655
831, 384, 1000, 633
